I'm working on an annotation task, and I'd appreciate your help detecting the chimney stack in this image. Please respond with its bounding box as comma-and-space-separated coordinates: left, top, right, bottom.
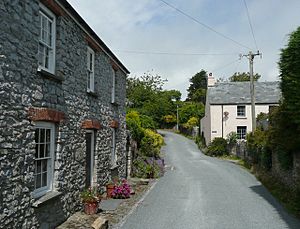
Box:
207, 72, 216, 87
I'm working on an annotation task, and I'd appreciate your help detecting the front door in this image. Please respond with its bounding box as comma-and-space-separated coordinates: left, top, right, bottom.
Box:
85, 131, 94, 187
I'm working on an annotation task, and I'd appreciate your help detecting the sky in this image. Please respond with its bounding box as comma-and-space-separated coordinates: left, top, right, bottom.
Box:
68, 0, 300, 99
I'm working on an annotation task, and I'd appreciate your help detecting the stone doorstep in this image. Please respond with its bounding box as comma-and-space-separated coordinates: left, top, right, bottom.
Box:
56, 212, 107, 229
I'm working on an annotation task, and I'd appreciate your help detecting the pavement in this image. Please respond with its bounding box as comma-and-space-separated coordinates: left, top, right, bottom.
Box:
118, 130, 300, 229
57, 178, 153, 229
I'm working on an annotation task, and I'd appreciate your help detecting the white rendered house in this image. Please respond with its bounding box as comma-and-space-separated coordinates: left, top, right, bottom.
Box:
200, 76, 280, 144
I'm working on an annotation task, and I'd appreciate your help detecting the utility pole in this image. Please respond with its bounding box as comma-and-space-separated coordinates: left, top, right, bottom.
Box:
242, 50, 261, 132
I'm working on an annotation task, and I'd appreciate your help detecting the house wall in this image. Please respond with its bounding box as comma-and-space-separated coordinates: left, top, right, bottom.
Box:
0, 0, 127, 228
200, 98, 211, 144
204, 104, 276, 144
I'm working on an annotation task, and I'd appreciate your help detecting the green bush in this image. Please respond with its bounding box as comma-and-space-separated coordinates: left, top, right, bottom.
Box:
140, 115, 157, 130
206, 137, 228, 156
132, 157, 161, 178
140, 129, 164, 158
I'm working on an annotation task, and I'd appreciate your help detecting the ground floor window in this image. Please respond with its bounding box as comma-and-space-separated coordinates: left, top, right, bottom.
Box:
237, 126, 247, 140
34, 122, 55, 197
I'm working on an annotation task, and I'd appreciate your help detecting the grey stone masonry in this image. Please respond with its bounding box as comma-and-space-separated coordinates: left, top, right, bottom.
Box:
0, 0, 129, 228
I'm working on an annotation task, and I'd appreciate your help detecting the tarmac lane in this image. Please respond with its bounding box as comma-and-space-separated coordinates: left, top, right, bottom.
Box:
118, 130, 300, 229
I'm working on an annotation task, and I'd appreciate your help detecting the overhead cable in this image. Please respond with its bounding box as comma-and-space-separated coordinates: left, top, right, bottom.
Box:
243, 0, 258, 50
159, 0, 252, 50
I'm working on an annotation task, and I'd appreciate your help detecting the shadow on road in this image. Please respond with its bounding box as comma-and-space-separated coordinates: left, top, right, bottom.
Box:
250, 185, 300, 229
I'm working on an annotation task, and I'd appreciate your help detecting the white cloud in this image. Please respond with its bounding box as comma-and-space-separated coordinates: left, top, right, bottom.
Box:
67, 0, 300, 99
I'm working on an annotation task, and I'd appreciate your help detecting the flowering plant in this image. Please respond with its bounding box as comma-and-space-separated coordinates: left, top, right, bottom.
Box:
112, 178, 131, 199
80, 186, 102, 203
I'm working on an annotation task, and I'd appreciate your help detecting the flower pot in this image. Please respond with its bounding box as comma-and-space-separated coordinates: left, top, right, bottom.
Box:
84, 202, 98, 215
106, 184, 115, 198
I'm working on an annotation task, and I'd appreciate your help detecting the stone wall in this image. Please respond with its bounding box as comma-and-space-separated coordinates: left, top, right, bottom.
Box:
0, 0, 128, 228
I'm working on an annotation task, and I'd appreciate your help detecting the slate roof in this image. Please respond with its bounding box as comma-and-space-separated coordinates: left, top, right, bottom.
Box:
208, 81, 281, 105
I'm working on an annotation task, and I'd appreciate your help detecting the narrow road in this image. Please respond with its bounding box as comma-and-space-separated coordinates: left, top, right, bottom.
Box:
119, 131, 300, 229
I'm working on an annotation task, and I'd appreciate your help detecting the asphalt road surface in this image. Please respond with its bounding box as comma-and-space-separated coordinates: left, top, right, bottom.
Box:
119, 131, 300, 229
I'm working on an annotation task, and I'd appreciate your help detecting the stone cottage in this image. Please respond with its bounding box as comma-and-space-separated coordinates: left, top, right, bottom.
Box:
0, 0, 129, 228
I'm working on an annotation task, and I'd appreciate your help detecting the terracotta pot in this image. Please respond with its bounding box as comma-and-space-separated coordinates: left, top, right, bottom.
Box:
84, 202, 98, 215
106, 184, 115, 198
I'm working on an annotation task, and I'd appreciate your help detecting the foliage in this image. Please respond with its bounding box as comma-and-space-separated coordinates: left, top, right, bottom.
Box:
80, 186, 101, 203
186, 70, 207, 103
132, 157, 163, 179
229, 72, 261, 82
206, 137, 228, 156
226, 132, 237, 146
246, 130, 272, 169
126, 111, 144, 145
140, 115, 157, 129
112, 178, 131, 199
268, 105, 294, 170
140, 129, 164, 158
163, 114, 176, 124
178, 102, 204, 124
126, 72, 181, 127
279, 26, 300, 126
183, 117, 199, 129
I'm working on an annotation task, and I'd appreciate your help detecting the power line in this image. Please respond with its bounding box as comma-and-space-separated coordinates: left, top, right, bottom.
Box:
159, 0, 252, 50
243, 0, 258, 50
113, 50, 239, 56
212, 59, 240, 72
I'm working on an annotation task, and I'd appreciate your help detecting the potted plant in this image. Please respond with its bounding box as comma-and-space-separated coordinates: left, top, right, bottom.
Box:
80, 186, 101, 215
106, 177, 119, 198
112, 178, 131, 199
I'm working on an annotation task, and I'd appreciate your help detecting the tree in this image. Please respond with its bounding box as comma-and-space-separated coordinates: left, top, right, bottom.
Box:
126, 72, 181, 127
229, 72, 261, 82
178, 102, 204, 124
186, 70, 207, 103
279, 26, 300, 126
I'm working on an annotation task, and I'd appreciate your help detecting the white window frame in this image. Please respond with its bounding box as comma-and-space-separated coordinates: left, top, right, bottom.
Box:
237, 126, 247, 140
237, 105, 246, 117
87, 47, 95, 92
111, 69, 116, 103
111, 128, 117, 165
33, 122, 55, 198
38, 4, 56, 74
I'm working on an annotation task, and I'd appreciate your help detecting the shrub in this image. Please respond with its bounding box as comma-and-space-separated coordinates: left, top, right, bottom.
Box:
206, 137, 228, 156
140, 115, 157, 129
140, 129, 164, 158
132, 157, 162, 178
226, 132, 237, 146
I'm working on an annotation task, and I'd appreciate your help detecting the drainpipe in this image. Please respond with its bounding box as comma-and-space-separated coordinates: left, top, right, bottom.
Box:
221, 105, 224, 138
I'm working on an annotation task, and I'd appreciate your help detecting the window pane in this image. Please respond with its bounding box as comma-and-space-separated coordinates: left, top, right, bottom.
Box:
35, 144, 39, 158
37, 160, 42, 173
45, 143, 50, 157
40, 129, 45, 143
42, 160, 47, 173
46, 129, 51, 143
42, 172, 47, 187
36, 173, 42, 189
35, 129, 40, 143
40, 144, 45, 158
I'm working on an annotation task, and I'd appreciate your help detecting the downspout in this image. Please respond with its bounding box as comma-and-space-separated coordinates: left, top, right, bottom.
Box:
221, 105, 224, 138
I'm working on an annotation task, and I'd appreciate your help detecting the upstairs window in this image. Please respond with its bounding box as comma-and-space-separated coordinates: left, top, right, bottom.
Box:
237, 105, 246, 117
87, 47, 95, 92
38, 5, 56, 74
237, 126, 247, 140
111, 69, 116, 103
33, 122, 55, 197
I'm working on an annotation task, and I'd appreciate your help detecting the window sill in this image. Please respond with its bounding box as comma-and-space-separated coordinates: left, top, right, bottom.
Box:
38, 69, 64, 82
32, 191, 62, 208
87, 91, 98, 98
236, 117, 247, 119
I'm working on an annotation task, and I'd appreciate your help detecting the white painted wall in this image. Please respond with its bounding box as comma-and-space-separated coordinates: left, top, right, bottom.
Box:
202, 103, 277, 144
